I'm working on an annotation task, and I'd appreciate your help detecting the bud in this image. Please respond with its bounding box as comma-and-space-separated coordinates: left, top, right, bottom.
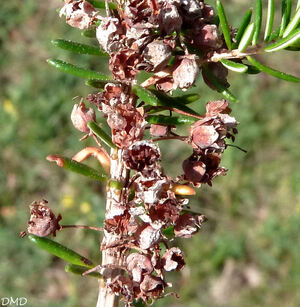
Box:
71, 101, 96, 133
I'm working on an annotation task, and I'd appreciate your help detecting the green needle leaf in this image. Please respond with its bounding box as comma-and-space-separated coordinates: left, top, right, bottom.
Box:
81, 28, 96, 38
280, 0, 292, 37
253, 0, 262, 45
85, 79, 117, 89
65, 264, 102, 278
87, 0, 117, 10
202, 67, 238, 102
147, 115, 197, 126
220, 59, 248, 73
216, 0, 232, 50
264, 0, 275, 41
47, 59, 110, 80
283, 7, 300, 37
238, 23, 255, 52
87, 121, 116, 149
265, 28, 300, 52
174, 94, 200, 104
233, 9, 253, 48
132, 84, 159, 106
245, 64, 261, 74
247, 56, 300, 82
149, 90, 201, 115
28, 235, 93, 267
46, 155, 108, 181
51, 39, 107, 56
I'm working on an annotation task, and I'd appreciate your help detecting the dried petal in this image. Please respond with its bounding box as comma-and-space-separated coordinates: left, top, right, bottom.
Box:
206, 99, 230, 116
60, 0, 98, 30
182, 157, 206, 184
143, 40, 172, 71
191, 124, 219, 149
162, 247, 185, 271
140, 275, 165, 297
159, 2, 182, 35
135, 224, 161, 249
127, 253, 153, 282
71, 101, 96, 133
27, 200, 61, 237
96, 17, 124, 53
174, 213, 199, 238
173, 55, 199, 90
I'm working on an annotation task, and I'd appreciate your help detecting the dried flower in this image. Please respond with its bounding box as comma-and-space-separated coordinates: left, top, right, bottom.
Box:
143, 40, 172, 72
123, 141, 161, 173
109, 49, 140, 82
96, 17, 124, 53
60, 0, 98, 30
140, 275, 165, 299
135, 223, 161, 250
174, 213, 205, 238
71, 101, 96, 133
127, 253, 153, 283
162, 247, 185, 271
159, 1, 182, 35
27, 199, 61, 237
173, 55, 199, 90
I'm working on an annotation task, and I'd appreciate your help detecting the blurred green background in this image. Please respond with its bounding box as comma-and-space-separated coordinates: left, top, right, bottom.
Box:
1, 0, 300, 306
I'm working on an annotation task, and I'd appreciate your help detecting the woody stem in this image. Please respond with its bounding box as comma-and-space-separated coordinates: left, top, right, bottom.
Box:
97, 148, 127, 307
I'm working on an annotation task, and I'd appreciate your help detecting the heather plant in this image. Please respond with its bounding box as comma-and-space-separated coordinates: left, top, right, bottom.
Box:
21, 0, 300, 306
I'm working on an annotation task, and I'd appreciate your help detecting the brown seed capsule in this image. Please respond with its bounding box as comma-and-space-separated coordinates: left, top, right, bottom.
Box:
27, 200, 61, 237
71, 101, 96, 133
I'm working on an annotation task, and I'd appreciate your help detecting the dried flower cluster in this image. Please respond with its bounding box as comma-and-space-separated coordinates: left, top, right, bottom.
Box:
51, 0, 239, 305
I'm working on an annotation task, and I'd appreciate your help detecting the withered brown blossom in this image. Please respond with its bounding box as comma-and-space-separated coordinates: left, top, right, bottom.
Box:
27, 199, 61, 237
60, 0, 98, 30
71, 100, 96, 133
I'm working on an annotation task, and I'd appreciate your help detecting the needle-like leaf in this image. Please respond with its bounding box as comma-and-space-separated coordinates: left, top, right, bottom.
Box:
51, 39, 107, 56
47, 155, 108, 181
147, 115, 197, 126
87, 121, 116, 149
81, 28, 96, 38
85, 79, 117, 89
253, 0, 262, 45
233, 9, 253, 48
283, 7, 300, 37
216, 0, 232, 50
265, 28, 300, 52
264, 0, 275, 41
132, 84, 160, 106
202, 67, 238, 102
238, 23, 255, 52
65, 264, 102, 278
220, 59, 248, 73
47, 59, 110, 80
28, 235, 93, 267
247, 56, 300, 82
87, 0, 117, 10
280, 0, 292, 37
